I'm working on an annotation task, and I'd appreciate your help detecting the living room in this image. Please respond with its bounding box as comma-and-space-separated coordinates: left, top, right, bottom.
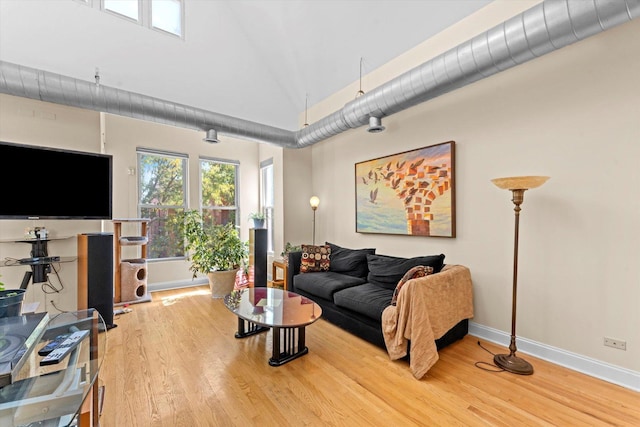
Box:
0, 0, 638, 425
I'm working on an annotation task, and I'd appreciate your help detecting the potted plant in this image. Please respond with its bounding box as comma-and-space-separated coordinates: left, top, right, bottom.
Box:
280, 242, 302, 266
178, 210, 248, 298
248, 211, 266, 228
0, 275, 26, 318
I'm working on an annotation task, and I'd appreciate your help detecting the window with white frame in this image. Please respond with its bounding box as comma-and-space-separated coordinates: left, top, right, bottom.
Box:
81, 0, 184, 37
152, 0, 182, 36
200, 157, 239, 229
137, 148, 187, 259
104, 0, 139, 21
260, 159, 274, 253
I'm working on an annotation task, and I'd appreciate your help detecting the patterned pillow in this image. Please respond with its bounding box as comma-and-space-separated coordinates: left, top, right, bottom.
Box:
300, 244, 331, 273
390, 265, 433, 305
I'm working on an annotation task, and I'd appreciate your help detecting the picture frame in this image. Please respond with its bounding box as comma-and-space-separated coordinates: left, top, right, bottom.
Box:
355, 141, 455, 237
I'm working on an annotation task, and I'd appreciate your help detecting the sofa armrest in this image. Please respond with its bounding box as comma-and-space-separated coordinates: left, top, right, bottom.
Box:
286, 251, 302, 290
405, 264, 474, 338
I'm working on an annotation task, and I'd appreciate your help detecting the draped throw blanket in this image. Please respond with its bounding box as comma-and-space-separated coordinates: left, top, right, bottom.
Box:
381, 264, 474, 379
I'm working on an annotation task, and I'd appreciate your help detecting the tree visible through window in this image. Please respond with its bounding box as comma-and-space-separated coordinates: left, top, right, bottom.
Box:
138, 149, 187, 259
200, 157, 239, 228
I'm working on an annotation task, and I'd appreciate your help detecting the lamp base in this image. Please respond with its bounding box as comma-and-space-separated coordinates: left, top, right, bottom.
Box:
494, 353, 534, 375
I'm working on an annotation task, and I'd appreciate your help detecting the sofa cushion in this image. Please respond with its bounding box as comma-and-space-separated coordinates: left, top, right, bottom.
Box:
333, 283, 394, 321
294, 271, 366, 301
326, 242, 375, 278
300, 244, 331, 273
366, 253, 445, 290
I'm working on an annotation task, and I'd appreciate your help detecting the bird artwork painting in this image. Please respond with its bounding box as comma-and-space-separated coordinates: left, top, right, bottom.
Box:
355, 141, 455, 237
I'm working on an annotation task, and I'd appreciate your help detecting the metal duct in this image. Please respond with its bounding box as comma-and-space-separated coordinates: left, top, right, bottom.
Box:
1, 0, 638, 148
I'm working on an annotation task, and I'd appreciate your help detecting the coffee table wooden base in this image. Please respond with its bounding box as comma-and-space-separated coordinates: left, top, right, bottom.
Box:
235, 318, 269, 338
235, 319, 309, 366
269, 326, 308, 366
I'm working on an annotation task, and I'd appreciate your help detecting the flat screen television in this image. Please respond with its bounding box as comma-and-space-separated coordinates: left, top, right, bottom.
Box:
0, 141, 113, 220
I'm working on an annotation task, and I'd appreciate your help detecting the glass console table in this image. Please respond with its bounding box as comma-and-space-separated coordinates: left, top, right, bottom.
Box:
0, 309, 106, 427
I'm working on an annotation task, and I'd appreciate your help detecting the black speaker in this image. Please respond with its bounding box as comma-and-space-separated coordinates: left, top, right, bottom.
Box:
78, 233, 115, 329
249, 228, 267, 287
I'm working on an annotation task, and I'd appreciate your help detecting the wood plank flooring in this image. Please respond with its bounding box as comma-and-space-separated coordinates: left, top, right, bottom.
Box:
99, 286, 640, 426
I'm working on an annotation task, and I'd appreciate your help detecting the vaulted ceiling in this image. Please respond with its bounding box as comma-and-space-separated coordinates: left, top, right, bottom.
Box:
0, 0, 492, 130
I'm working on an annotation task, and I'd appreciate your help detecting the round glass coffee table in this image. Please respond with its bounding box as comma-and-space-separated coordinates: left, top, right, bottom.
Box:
223, 287, 322, 366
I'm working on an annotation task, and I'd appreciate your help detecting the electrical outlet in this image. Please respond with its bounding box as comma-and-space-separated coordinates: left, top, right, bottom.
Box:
604, 337, 626, 350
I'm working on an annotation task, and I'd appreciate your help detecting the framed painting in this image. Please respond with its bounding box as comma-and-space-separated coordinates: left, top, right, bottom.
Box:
355, 141, 455, 237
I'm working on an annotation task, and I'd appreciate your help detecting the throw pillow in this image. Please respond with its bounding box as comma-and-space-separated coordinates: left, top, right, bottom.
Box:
326, 242, 376, 278
366, 253, 445, 290
300, 244, 331, 273
390, 265, 433, 305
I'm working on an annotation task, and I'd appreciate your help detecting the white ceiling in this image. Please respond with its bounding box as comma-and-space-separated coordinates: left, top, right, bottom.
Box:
0, 0, 492, 130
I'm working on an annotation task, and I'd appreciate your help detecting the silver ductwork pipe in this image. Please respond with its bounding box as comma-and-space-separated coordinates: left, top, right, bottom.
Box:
1, 0, 638, 148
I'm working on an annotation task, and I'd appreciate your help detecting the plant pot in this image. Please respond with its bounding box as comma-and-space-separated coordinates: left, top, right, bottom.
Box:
0, 289, 26, 318
252, 219, 265, 229
207, 269, 239, 299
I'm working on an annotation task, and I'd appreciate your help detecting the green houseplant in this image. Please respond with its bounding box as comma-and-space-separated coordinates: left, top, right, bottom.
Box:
0, 274, 27, 318
280, 242, 302, 266
178, 210, 248, 297
248, 211, 266, 228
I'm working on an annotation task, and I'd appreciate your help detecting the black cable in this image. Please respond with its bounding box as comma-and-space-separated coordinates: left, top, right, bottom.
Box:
474, 340, 506, 372
41, 262, 64, 294
49, 300, 69, 313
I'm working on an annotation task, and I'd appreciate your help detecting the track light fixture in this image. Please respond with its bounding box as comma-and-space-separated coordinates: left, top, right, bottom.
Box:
203, 129, 220, 143
367, 116, 385, 133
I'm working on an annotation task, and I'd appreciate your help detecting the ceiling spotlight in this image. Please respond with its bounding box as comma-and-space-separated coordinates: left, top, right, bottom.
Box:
203, 129, 220, 143
367, 117, 385, 133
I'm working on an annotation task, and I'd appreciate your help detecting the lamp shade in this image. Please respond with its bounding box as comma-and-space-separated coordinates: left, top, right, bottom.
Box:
309, 196, 320, 209
491, 176, 549, 190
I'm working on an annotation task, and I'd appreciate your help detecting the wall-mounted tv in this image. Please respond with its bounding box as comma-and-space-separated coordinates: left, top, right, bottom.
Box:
0, 141, 112, 220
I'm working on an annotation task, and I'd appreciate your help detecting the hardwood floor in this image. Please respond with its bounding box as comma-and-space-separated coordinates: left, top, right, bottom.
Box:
99, 286, 640, 426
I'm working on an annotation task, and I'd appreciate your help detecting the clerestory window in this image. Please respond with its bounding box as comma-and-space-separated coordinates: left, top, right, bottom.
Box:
79, 0, 184, 38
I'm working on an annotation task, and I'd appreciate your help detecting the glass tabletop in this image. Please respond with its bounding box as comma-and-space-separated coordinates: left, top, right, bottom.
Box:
224, 287, 322, 328
0, 309, 105, 427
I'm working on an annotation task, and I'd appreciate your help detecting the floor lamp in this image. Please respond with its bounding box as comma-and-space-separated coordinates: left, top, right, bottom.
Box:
491, 175, 549, 375
309, 196, 320, 245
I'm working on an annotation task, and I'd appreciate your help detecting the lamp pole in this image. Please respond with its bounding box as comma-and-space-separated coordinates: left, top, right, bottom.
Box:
491, 176, 549, 375
309, 196, 320, 245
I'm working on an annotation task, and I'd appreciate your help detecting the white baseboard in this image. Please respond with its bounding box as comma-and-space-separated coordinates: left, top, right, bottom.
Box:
469, 322, 640, 392
148, 278, 208, 293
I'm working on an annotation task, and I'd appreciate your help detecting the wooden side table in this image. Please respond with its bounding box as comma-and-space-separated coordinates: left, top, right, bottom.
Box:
271, 259, 287, 290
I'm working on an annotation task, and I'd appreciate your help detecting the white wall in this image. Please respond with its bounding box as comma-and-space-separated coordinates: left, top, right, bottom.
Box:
0, 95, 266, 308
0, 95, 103, 311
295, 1, 640, 374
103, 113, 263, 289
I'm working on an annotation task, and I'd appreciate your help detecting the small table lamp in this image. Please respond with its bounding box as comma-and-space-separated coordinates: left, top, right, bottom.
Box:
491, 175, 549, 375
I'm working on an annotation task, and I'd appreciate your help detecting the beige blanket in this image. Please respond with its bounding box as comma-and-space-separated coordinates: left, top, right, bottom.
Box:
381, 264, 474, 379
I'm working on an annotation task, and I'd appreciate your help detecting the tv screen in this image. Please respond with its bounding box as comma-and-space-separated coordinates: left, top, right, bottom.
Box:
0, 141, 113, 220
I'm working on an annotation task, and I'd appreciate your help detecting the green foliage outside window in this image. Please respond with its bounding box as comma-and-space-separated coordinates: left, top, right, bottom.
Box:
137, 151, 240, 260
138, 151, 186, 259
